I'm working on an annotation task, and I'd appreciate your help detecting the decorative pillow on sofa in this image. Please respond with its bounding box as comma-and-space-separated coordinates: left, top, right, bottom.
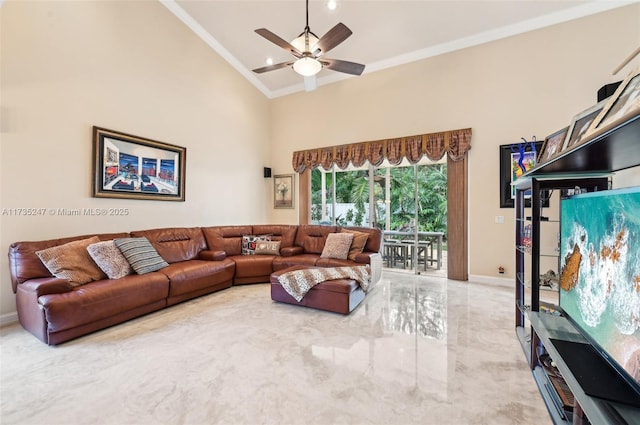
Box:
320, 233, 354, 260
254, 240, 281, 255
341, 229, 369, 261
114, 237, 169, 275
242, 235, 271, 255
87, 240, 133, 279
35, 236, 106, 286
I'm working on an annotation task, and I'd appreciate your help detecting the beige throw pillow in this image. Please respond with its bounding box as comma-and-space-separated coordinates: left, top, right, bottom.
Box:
87, 240, 133, 279
36, 236, 106, 286
254, 240, 281, 255
341, 229, 369, 261
320, 233, 354, 260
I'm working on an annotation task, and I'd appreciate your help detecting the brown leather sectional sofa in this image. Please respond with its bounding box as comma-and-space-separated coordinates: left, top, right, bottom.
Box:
8, 224, 382, 345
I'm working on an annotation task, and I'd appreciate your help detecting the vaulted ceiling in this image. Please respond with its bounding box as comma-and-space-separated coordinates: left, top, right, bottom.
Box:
162, 1, 634, 98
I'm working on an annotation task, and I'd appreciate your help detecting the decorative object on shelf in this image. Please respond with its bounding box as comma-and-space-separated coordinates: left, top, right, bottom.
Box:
92, 127, 186, 201
499, 140, 545, 208
563, 98, 608, 152
274, 174, 294, 209
585, 66, 640, 142
538, 126, 569, 165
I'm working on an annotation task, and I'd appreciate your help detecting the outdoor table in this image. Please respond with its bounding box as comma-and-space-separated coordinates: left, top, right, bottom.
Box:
382, 231, 444, 270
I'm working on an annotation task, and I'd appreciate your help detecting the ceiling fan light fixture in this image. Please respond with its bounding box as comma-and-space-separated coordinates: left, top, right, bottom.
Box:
291, 33, 319, 53
293, 57, 322, 76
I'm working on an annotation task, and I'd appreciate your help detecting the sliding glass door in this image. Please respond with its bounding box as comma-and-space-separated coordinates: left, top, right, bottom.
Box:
310, 158, 446, 275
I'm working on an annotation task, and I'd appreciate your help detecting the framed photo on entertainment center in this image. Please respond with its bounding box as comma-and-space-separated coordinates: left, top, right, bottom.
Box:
499, 141, 547, 208
274, 174, 294, 209
92, 126, 186, 201
563, 99, 607, 152
585, 66, 640, 141
538, 126, 569, 164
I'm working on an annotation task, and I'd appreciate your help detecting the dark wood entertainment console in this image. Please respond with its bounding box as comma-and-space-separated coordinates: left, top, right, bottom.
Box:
513, 113, 640, 424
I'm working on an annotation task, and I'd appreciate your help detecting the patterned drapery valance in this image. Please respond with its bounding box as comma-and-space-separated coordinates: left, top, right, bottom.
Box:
291, 128, 472, 173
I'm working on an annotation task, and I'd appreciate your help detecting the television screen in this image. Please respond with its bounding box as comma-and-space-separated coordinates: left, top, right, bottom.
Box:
559, 186, 640, 399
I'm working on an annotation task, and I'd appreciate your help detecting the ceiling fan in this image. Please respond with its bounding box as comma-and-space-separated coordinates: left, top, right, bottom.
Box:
251, 0, 365, 86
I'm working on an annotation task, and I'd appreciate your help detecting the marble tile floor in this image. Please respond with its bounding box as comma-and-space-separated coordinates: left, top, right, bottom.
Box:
0, 271, 550, 425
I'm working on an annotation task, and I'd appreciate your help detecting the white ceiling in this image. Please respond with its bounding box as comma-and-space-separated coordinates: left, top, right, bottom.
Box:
162, 0, 636, 98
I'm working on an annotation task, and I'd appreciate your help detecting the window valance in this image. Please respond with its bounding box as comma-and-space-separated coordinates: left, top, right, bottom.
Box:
292, 128, 472, 173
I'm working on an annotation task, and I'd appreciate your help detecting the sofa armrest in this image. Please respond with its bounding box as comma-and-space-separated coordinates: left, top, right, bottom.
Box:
20, 278, 74, 297
199, 250, 227, 261
353, 251, 379, 264
279, 246, 304, 257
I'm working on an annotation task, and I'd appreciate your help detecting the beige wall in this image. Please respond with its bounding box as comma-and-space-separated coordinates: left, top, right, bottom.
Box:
268, 4, 640, 279
0, 1, 271, 317
1, 2, 639, 319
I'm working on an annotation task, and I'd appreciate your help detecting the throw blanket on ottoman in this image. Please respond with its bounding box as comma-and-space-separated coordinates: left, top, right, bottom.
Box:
277, 266, 370, 302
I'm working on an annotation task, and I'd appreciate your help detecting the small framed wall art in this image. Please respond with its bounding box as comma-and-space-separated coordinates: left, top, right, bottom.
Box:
93, 126, 186, 201
274, 174, 294, 209
499, 141, 547, 208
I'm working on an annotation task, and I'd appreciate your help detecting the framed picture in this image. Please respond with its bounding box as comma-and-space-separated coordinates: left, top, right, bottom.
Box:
274, 174, 294, 209
563, 99, 607, 151
92, 126, 186, 201
537, 126, 569, 164
499, 141, 548, 208
585, 66, 640, 140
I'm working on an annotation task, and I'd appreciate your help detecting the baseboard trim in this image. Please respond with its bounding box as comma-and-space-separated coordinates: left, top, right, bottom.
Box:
0, 312, 19, 327
468, 274, 512, 288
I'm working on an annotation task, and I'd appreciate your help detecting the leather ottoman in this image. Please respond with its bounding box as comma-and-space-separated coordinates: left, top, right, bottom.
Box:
270, 265, 366, 314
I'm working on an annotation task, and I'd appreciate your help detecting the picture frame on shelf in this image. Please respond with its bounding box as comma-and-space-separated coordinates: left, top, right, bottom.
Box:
499, 141, 548, 208
537, 126, 569, 164
585, 66, 640, 141
92, 126, 186, 201
274, 174, 294, 209
563, 99, 607, 152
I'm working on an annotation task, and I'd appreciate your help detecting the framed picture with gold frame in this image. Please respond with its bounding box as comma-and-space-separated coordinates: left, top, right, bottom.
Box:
274, 174, 294, 209
585, 66, 640, 141
93, 126, 186, 201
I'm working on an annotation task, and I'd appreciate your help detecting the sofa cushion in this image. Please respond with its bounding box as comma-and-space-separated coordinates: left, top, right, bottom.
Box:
252, 225, 297, 248
8, 232, 129, 291
87, 240, 133, 279
320, 233, 354, 260
242, 235, 271, 255
295, 225, 338, 254
159, 259, 235, 297
38, 272, 170, 332
202, 226, 253, 256
254, 240, 281, 255
114, 237, 169, 275
340, 228, 369, 261
35, 236, 106, 286
130, 227, 206, 263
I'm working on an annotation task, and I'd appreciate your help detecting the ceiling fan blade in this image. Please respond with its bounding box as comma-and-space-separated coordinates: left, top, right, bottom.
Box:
252, 61, 295, 74
313, 23, 352, 56
255, 28, 302, 57
321, 58, 365, 76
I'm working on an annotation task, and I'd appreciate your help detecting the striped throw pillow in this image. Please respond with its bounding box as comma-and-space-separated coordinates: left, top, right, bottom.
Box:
114, 237, 169, 275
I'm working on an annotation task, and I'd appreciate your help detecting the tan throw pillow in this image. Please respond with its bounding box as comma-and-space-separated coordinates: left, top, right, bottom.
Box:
87, 240, 133, 279
341, 229, 369, 261
320, 232, 354, 260
36, 236, 106, 286
254, 240, 281, 255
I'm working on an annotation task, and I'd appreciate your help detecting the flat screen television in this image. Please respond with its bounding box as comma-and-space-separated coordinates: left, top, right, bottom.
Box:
558, 186, 640, 406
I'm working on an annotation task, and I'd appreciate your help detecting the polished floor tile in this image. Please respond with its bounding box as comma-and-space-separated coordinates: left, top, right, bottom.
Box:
0, 271, 549, 425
